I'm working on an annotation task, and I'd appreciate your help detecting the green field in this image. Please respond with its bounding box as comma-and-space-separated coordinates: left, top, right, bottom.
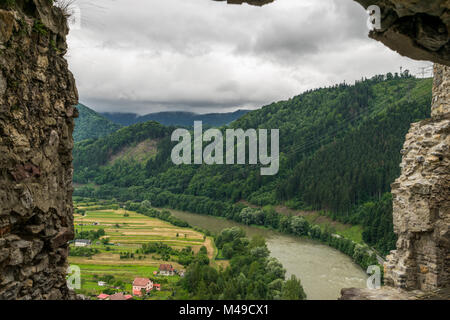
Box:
70, 201, 217, 299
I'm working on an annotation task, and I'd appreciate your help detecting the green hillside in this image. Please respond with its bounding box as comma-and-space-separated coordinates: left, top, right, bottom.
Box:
73, 73, 433, 255
74, 104, 122, 142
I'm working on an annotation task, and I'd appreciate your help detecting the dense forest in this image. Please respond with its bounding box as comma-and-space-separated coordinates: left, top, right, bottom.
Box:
73, 73, 433, 256
74, 104, 122, 142
177, 227, 306, 300
74, 120, 173, 169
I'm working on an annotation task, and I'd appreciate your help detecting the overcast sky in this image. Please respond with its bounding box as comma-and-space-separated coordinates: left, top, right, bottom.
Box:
66, 0, 432, 115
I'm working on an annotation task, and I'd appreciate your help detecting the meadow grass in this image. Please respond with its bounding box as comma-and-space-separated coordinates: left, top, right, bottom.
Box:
70, 201, 219, 298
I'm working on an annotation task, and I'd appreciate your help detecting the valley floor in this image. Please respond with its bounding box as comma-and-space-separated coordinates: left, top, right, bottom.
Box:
70, 201, 220, 299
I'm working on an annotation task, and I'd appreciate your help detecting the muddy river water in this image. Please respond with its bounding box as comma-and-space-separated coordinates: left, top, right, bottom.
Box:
170, 209, 367, 300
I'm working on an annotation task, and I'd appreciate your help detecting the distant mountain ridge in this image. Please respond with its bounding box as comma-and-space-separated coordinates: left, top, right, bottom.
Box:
74, 104, 122, 142
101, 110, 251, 127
73, 74, 433, 255
74, 104, 250, 142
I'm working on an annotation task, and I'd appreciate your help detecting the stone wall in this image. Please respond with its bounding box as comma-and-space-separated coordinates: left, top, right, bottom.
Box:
353, 0, 450, 66
0, 0, 448, 301
0, 0, 78, 300
383, 64, 449, 292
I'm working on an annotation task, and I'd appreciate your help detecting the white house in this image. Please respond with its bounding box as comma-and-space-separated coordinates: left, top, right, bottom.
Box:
74, 239, 91, 247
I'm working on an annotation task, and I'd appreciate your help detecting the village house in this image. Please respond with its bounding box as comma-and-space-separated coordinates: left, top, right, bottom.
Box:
97, 293, 109, 300
132, 278, 153, 296
153, 284, 161, 291
74, 239, 91, 247
109, 293, 133, 300
97, 281, 107, 287
97, 293, 132, 300
159, 264, 175, 276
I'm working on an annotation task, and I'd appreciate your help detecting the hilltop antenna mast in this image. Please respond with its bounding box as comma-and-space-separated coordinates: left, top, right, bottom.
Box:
417, 65, 433, 78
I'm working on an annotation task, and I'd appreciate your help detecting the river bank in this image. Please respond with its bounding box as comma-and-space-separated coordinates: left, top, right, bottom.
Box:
166, 208, 367, 300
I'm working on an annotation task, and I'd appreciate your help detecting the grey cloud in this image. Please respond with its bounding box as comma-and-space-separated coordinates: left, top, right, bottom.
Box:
67, 0, 427, 114
235, 0, 370, 64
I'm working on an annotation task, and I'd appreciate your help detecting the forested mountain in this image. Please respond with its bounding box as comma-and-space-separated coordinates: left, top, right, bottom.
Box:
74, 104, 122, 142
101, 110, 251, 127
73, 73, 433, 255
74, 121, 172, 169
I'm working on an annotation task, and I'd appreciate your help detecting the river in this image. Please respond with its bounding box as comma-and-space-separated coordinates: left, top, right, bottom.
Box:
169, 209, 367, 300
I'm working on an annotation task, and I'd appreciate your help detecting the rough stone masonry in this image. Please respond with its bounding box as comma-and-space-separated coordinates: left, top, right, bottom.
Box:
0, 0, 448, 300
383, 64, 450, 292
340, 64, 449, 300
0, 0, 78, 300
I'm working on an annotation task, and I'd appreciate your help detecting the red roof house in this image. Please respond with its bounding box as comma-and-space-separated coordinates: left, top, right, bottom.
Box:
153, 283, 161, 291
132, 277, 153, 296
109, 292, 133, 300
97, 293, 110, 300
159, 264, 175, 276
